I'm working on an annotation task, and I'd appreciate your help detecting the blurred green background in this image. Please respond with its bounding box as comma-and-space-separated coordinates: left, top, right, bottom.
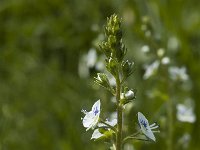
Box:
0, 0, 200, 149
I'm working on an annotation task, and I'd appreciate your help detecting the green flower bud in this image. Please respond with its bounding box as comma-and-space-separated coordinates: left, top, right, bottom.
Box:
105, 14, 122, 39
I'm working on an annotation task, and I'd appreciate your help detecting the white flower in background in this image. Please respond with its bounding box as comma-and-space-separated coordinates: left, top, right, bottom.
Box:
143, 61, 160, 80
161, 57, 170, 65
87, 48, 97, 68
82, 100, 101, 131
168, 66, 189, 81
78, 48, 105, 78
107, 74, 116, 86
141, 45, 150, 53
157, 48, 165, 57
95, 55, 105, 71
178, 133, 191, 149
138, 112, 159, 141
78, 48, 97, 78
176, 99, 196, 123
167, 36, 179, 51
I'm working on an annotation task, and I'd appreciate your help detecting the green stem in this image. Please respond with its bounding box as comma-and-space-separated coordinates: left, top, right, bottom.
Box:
116, 74, 122, 150
122, 131, 141, 144
123, 136, 149, 142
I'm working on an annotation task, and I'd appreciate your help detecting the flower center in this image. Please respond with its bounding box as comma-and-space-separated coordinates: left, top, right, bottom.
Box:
94, 106, 99, 115
141, 120, 147, 128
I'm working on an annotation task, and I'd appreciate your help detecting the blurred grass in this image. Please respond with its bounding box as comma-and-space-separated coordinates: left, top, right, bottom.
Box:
0, 0, 200, 150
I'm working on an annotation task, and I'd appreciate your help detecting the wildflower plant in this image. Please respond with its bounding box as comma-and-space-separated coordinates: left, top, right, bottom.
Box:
81, 14, 160, 150
140, 16, 195, 150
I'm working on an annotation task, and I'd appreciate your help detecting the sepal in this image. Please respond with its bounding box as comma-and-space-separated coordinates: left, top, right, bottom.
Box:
94, 73, 112, 91
122, 60, 134, 80
106, 57, 118, 77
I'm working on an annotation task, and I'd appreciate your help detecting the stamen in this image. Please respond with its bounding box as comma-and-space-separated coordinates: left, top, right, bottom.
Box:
81, 109, 87, 114
97, 74, 102, 81
152, 130, 160, 133
149, 123, 156, 127
150, 125, 159, 130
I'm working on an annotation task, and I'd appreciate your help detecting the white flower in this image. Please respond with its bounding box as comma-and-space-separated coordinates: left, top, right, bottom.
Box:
143, 61, 160, 80
168, 66, 189, 81
87, 48, 97, 68
176, 102, 196, 123
91, 119, 117, 140
138, 112, 159, 141
82, 100, 101, 131
102, 119, 117, 127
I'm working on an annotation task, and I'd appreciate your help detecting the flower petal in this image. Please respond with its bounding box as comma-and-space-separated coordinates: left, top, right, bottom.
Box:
91, 129, 104, 140
145, 128, 156, 141
92, 100, 101, 116
82, 112, 95, 128
138, 112, 156, 141
82, 100, 101, 131
107, 119, 117, 127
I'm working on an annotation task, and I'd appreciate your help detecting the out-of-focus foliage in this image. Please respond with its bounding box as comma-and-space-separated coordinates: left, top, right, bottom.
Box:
0, 0, 200, 150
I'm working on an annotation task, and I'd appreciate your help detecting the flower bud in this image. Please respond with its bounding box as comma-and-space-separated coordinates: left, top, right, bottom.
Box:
105, 14, 121, 37
120, 88, 136, 106
124, 90, 135, 100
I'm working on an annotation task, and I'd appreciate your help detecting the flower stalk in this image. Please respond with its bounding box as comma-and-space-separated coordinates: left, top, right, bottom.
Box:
81, 14, 160, 150
116, 73, 122, 150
